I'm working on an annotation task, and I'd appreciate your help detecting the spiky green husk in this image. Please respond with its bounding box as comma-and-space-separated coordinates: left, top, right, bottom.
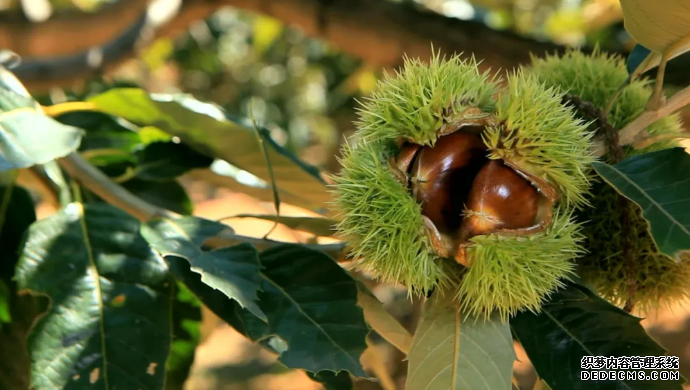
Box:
579, 183, 690, 312
459, 209, 582, 321
529, 49, 688, 312
484, 71, 595, 207
332, 54, 588, 320
355, 52, 497, 146
331, 141, 460, 294
530, 49, 682, 156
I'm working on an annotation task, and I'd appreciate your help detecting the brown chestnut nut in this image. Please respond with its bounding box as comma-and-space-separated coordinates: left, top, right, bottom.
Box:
459, 160, 540, 242
389, 143, 421, 185
410, 131, 487, 233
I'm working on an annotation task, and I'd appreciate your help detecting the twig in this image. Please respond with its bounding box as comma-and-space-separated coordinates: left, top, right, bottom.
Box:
617, 84, 690, 147
632, 132, 690, 150
57, 152, 177, 221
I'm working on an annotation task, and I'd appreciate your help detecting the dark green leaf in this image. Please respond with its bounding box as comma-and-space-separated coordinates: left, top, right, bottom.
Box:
123, 179, 193, 215
15, 203, 173, 390
58, 112, 142, 153
0, 68, 83, 171
254, 244, 369, 376
511, 281, 683, 390
165, 282, 202, 390
626, 44, 652, 75
229, 214, 337, 237
0, 279, 9, 326
141, 216, 267, 322
406, 292, 515, 390
592, 148, 690, 260
134, 142, 213, 181
88, 89, 329, 210
0, 99, 83, 171
0, 184, 36, 281
163, 243, 366, 377
82, 148, 137, 168
307, 370, 353, 390
0, 183, 37, 386
164, 255, 269, 341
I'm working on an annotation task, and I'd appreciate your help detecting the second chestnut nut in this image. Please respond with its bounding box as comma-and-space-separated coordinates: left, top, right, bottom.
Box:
393, 127, 550, 267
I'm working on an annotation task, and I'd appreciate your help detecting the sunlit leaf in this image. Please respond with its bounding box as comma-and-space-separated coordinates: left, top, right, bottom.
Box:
15, 203, 172, 390
141, 216, 266, 322
0, 68, 83, 172
512, 282, 683, 390
191, 166, 332, 215
405, 292, 515, 390
620, 0, 690, 56
88, 89, 329, 211
357, 288, 412, 354
593, 148, 690, 260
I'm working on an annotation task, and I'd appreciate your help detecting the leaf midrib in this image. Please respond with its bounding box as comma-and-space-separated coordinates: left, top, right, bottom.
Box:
543, 309, 634, 390
596, 161, 690, 247
76, 203, 110, 390
259, 271, 362, 371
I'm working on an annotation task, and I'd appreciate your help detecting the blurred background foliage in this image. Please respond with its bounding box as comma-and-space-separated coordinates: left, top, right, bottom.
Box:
4, 0, 640, 174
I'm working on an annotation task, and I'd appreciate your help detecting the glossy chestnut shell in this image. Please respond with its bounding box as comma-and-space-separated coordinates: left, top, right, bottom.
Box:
390, 126, 554, 267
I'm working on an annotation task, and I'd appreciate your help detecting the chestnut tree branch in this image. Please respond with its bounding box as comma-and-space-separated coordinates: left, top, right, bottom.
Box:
617, 85, 690, 147
57, 152, 178, 221
9, 0, 573, 89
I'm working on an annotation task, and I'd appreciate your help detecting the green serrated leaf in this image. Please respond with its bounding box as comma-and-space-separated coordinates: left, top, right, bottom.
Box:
356, 285, 412, 354
307, 370, 353, 390
229, 214, 337, 237
511, 282, 684, 390
88, 89, 329, 210
592, 148, 690, 260
15, 203, 173, 390
164, 255, 269, 341
256, 244, 369, 376
141, 216, 267, 322
405, 291, 515, 390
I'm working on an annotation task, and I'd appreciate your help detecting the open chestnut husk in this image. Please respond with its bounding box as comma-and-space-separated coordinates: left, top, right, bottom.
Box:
332, 55, 594, 320
390, 125, 556, 267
